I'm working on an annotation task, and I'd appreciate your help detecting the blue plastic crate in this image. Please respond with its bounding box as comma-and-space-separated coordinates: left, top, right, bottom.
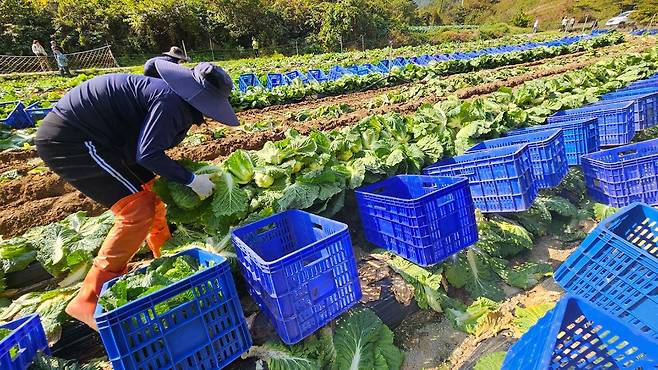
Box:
601, 92, 658, 130
376, 60, 391, 73
595, 92, 657, 131
284, 70, 307, 84
24, 100, 58, 122
355, 176, 478, 266
328, 65, 350, 80
307, 69, 329, 83
507, 119, 600, 166
237, 73, 262, 93
468, 129, 568, 189
422, 144, 537, 213
0, 101, 34, 129
391, 57, 408, 67
554, 203, 658, 339
503, 296, 658, 370
266, 73, 287, 90
0, 314, 49, 370
603, 85, 658, 100
625, 78, 658, 91
94, 248, 251, 370
581, 139, 658, 207
547, 101, 635, 146
231, 210, 361, 345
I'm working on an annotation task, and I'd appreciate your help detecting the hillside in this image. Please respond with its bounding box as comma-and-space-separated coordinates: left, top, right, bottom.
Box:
421, 0, 656, 29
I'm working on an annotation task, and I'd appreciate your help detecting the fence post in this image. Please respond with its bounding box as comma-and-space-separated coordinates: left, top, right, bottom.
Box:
295, 40, 299, 55
339, 35, 343, 53
209, 37, 215, 61
361, 35, 365, 51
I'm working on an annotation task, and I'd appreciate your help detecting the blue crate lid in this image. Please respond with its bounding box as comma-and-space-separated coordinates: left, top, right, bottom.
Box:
582, 138, 658, 166
426, 143, 528, 169
468, 128, 562, 152
94, 248, 227, 319
355, 175, 468, 202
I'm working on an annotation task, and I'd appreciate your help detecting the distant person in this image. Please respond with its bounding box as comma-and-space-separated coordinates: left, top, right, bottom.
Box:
32, 40, 50, 72
561, 16, 568, 32
252, 37, 260, 57
53, 46, 71, 77
533, 18, 539, 33
143, 46, 190, 78
592, 19, 599, 30
569, 17, 576, 32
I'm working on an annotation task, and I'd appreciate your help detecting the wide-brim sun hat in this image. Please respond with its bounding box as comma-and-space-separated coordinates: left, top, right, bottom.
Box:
156, 60, 239, 127
163, 46, 191, 62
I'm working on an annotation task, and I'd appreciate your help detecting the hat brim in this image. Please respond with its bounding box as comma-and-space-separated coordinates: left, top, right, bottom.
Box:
162, 52, 191, 62
155, 60, 239, 127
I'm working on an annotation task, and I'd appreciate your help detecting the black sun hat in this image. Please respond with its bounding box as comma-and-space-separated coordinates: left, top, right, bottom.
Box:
162, 46, 191, 62
155, 60, 239, 126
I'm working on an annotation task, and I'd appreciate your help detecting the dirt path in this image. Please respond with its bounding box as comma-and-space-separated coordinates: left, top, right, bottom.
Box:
0, 40, 651, 238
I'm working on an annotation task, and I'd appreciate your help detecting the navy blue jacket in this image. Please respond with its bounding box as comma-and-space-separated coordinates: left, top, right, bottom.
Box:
53, 74, 203, 184
144, 55, 180, 78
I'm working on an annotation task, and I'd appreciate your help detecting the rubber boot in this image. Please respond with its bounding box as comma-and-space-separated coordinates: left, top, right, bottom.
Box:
64, 266, 121, 330
65, 191, 156, 330
145, 197, 169, 258
143, 179, 170, 258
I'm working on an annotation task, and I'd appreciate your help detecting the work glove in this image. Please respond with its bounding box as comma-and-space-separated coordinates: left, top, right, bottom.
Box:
187, 174, 215, 199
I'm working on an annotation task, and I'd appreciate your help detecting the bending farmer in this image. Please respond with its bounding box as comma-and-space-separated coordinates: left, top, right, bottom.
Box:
35, 61, 239, 329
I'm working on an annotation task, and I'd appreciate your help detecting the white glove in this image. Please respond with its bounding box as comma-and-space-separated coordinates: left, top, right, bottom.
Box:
187, 174, 215, 199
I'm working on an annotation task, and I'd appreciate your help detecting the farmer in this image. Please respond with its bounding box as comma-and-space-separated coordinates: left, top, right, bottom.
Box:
533, 18, 539, 33
252, 37, 260, 57
52, 46, 72, 77
35, 61, 239, 329
561, 16, 568, 32
143, 46, 191, 78
31, 40, 50, 72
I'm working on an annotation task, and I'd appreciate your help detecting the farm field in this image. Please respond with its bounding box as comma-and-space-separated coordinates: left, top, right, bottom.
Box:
1, 30, 658, 370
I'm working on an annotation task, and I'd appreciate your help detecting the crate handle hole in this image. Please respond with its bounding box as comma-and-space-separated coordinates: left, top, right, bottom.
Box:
422, 182, 437, 188
256, 223, 276, 235
619, 150, 637, 157
372, 187, 385, 194
303, 250, 327, 266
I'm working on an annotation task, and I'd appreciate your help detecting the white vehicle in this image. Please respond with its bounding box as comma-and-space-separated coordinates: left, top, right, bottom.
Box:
605, 11, 635, 27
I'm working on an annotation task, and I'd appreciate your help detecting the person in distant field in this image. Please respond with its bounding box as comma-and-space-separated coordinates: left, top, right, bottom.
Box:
52, 46, 72, 77
143, 46, 190, 78
533, 18, 539, 33
252, 37, 260, 57
569, 17, 576, 32
592, 19, 599, 30
32, 40, 50, 72
561, 16, 568, 32
35, 61, 239, 330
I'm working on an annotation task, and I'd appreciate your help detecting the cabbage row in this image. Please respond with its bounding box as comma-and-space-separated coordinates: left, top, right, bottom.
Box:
231, 32, 623, 110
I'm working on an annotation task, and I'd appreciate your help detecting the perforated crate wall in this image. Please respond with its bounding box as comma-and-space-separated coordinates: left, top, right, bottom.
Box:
554, 203, 658, 339
503, 296, 658, 370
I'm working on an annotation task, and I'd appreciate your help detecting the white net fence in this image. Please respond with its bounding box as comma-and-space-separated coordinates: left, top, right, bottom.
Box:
0, 45, 119, 74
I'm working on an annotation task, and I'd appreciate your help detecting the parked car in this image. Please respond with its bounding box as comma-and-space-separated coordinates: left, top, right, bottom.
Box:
605, 11, 635, 28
